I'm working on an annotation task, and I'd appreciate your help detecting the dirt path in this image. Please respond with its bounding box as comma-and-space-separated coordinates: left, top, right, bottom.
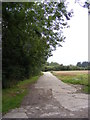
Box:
3, 72, 88, 118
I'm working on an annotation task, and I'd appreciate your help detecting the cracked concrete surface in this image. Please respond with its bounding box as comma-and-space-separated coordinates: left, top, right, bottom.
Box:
3, 72, 88, 118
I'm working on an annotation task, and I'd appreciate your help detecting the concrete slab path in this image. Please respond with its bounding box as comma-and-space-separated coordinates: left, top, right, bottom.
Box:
3, 72, 88, 118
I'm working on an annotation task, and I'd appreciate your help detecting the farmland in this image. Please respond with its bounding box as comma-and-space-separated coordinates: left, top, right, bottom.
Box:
52, 70, 89, 94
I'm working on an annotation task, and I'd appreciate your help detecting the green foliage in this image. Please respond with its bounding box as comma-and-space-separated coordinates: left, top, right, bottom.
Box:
42, 62, 88, 72
2, 2, 72, 88
2, 75, 40, 114
77, 61, 90, 69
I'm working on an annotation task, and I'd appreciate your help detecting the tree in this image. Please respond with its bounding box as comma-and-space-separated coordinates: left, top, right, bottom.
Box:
2, 2, 72, 88
77, 62, 82, 67
82, 61, 88, 67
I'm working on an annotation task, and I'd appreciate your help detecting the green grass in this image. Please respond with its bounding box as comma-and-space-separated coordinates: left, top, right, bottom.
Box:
2, 75, 41, 114
52, 72, 90, 94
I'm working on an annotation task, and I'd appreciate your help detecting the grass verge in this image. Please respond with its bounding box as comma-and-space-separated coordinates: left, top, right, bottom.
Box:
52, 71, 89, 94
2, 74, 41, 114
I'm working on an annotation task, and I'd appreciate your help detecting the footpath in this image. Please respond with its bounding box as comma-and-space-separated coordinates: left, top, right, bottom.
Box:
3, 72, 88, 118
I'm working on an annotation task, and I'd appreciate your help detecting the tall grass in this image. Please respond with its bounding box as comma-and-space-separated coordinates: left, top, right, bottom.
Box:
52, 71, 89, 94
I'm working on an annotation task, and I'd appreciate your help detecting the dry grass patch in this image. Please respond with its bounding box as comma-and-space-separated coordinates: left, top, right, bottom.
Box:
53, 70, 88, 76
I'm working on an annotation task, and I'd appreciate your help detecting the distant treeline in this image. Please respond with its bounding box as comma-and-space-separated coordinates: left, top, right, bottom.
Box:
42, 61, 90, 71
77, 62, 90, 68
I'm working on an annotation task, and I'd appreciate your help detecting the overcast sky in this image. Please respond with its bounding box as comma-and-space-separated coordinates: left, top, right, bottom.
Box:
48, 0, 88, 65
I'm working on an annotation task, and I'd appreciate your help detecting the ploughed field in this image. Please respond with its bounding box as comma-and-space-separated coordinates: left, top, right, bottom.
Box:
52, 70, 89, 94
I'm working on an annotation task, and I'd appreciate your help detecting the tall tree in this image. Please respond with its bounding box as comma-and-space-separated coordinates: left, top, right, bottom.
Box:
2, 2, 72, 88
